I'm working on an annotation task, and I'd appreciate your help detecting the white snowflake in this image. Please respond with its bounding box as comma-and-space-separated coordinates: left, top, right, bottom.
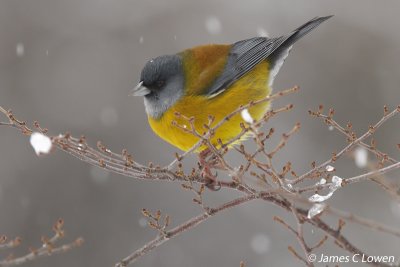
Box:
100, 107, 118, 127
138, 217, 147, 228
16, 43, 24, 57
250, 234, 271, 254
390, 201, 400, 219
90, 166, 110, 185
241, 109, 254, 124
354, 147, 368, 168
256, 27, 269, 37
30, 132, 52, 155
205, 16, 222, 35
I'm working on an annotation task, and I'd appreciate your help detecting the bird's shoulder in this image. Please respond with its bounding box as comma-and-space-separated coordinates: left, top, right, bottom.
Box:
179, 37, 281, 97
179, 43, 231, 95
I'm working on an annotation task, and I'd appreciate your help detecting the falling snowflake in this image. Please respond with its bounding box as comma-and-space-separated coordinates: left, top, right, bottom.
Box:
256, 27, 269, 37
16, 43, 24, 57
205, 16, 222, 35
90, 166, 110, 185
251, 234, 271, 254
100, 107, 118, 127
354, 147, 368, 168
138, 217, 147, 228
390, 201, 400, 219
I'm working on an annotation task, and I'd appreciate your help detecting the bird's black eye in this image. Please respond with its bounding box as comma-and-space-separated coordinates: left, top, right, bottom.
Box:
155, 80, 165, 88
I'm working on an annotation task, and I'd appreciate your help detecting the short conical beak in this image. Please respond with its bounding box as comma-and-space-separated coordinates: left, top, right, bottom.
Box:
129, 81, 151, 96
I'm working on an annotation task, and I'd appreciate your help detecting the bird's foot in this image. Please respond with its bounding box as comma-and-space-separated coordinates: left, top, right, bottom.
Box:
199, 149, 221, 191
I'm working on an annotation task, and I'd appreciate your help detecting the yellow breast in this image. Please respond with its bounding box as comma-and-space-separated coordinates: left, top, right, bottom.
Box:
148, 61, 271, 152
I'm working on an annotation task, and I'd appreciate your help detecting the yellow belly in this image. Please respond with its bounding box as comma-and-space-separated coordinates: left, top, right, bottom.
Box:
148, 61, 271, 151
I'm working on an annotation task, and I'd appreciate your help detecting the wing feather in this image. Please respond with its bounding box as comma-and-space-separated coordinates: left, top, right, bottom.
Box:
206, 16, 332, 97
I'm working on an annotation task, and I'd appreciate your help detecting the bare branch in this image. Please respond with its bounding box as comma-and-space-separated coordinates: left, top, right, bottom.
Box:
0, 220, 83, 267
115, 193, 260, 267
2, 89, 400, 267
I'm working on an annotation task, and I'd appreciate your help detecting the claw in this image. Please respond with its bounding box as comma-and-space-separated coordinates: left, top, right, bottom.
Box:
199, 148, 221, 191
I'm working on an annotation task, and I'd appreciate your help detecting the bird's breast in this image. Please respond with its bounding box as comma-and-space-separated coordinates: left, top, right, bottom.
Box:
148, 61, 271, 151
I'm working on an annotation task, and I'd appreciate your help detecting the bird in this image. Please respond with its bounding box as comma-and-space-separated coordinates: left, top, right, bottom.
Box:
131, 16, 331, 153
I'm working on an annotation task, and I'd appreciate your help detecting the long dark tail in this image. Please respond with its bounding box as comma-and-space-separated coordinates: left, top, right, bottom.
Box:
267, 16, 332, 86
206, 16, 332, 95
285, 16, 333, 45
270, 16, 332, 61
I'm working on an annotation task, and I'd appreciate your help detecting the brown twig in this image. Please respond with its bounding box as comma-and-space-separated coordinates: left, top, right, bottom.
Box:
0, 220, 83, 267
2, 92, 400, 267
115, 193, 261, 267
292, 106, 400, 185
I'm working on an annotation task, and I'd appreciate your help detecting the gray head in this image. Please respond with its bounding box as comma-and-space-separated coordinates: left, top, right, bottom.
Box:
131, 55, 184, 119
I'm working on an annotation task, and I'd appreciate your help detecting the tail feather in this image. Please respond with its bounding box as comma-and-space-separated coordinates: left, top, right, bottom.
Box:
206, 16, 332, 96
268, 16, 332, 87
286, 16, 333, 45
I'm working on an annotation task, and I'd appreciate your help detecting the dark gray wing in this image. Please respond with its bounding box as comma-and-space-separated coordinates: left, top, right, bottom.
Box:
206, 16, 332, 97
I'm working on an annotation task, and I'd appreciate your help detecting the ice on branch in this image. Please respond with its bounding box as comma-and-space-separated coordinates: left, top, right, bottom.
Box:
325, 165, 335, 172
30, 132, 52, 155
354, 146, 368, 168
241, 109, 254, 124
314, 178, 327, 187
309, 193, 333, 202
331, 175, 343, 188
309, 175, 342, 203
308, 203, 326, 219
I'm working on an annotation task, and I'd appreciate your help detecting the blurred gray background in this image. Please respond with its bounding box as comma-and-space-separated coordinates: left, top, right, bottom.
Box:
1, 0, 400, 266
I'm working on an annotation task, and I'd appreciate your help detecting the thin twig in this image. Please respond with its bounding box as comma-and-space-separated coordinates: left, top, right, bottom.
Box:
293, 107, 400, 185
115, 193, 261, 267
327, 206, 400, 238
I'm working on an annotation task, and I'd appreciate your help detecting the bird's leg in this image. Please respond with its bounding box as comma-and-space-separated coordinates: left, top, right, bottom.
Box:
198, 149, 221, 191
